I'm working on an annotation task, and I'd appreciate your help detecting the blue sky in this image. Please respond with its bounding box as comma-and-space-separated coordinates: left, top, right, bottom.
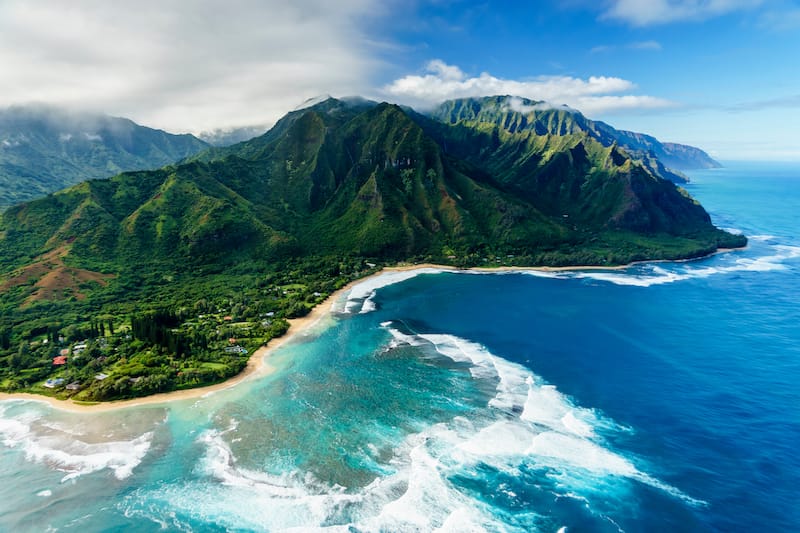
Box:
0, 0, 798, 160
372, 1, 800, 160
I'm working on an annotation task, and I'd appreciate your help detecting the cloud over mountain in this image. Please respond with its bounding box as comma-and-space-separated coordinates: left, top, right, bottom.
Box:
0, 0, 382, 133
382, 60, 674, 116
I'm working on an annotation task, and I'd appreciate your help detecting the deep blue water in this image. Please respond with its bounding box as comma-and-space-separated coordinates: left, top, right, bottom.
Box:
1, 161, 798, 531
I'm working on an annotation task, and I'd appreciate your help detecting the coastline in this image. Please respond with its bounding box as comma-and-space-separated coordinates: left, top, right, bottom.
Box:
0, 270, 384, 413
0, 249, 739, 413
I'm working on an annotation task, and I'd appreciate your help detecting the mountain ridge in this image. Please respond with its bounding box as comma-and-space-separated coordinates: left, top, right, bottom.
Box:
427, 96, 719, 183
0, 105, 211, 209
1, 96, 743, 278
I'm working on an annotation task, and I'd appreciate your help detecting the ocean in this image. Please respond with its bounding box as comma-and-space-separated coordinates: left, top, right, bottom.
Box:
1, 161, 798, 532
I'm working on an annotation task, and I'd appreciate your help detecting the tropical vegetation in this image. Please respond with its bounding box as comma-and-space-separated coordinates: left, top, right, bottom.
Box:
0, 96, 746, 401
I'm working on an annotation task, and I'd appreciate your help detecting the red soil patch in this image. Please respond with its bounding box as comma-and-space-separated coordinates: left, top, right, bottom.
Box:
0, 246, 115, 307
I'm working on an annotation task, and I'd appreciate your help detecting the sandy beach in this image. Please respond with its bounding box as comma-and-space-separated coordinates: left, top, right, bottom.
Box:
0, 251, 737, 413
0, 271, 381, 413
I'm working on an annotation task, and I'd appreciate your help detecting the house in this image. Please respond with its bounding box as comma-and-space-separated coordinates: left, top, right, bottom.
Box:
95, 373, 109, 381
66, 382, 81, 391
44, 378, 65, 388
59, 348, 70, 357
52, 355, 67, 365
224, 345, 248, 355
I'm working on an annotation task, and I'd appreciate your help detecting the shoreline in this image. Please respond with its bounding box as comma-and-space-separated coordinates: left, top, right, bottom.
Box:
0, 270, 385, 413
0, 248, 740, 413
383, 245, 739, 274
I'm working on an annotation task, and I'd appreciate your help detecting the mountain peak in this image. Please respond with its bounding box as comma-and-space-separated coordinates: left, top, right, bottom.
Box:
430, 95, 718, 180
294, 94, 335, 110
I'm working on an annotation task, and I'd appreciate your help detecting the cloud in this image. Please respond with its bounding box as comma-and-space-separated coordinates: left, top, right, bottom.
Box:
591, 40, 662, 53
758, 7, 800, 30
0, 0, 384, 132
381, 60, 675, 116
589, 45, 614, 54
602, 0, 763, 26
630, 40, 663, 50
506, 96, 575, 114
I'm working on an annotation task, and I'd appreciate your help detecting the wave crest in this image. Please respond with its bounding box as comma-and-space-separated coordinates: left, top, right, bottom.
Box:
0, 403, 153, 482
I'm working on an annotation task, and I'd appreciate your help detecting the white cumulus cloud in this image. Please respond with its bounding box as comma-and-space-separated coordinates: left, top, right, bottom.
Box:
381, 60, 675, 116
0, 0, 384, 133
602, 0, 764, 26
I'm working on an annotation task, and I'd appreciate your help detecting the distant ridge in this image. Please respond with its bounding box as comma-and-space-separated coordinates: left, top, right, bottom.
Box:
428, 96, 720, 183
0, 105, 210, 209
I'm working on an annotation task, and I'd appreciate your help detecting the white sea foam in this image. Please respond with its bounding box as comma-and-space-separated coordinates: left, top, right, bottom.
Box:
36, 489, 52, 497
385, 326, 425, 348
364, 429, 495, 532
346, 240, 800, 315
125, 412, 505, 531
721, 227, 745, 235
0, 408, 41, 447
360, 293, 377, 314
122, 329, 705, 530
342, 268, 449, 313
0, 404, 153, 482
406, 330, 704, 505
28, 433, 152, 483
514, 242, 800, 288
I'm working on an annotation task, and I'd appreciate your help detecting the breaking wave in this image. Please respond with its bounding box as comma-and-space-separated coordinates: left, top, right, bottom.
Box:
345, 239, 800, 305
0, 403, 154, 482
121, 327, 703, 531
340, 268, 448, 314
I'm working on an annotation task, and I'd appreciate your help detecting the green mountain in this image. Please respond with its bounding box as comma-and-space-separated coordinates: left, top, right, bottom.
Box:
429, 96, 720, 183
0, 96, 745, 400
0, 106, 210, 209
1, 97, 744, 275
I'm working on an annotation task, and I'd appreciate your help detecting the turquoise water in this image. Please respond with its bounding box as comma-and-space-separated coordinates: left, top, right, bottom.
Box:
1, 162, 799, 531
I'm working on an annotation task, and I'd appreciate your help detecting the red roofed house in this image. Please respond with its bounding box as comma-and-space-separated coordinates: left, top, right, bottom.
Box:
53, 355, 67, 365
